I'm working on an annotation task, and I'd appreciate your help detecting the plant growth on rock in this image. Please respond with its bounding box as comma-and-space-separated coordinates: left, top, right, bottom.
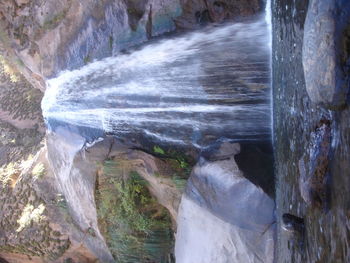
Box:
95, 159, 175, 263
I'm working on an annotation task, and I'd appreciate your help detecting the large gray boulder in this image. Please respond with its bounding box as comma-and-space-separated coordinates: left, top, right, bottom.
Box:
302, 0, 350, 110
175, 143, 275, 263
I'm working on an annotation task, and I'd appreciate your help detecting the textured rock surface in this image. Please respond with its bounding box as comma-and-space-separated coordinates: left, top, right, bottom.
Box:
175, 0, 260, 29
0, 0, 266, 261
175, 142, 275, 263
44, 130, 187, 262
273, 0, 350, 261
0, 56, 43, 130
0, 0, 262, 89
298, 122, 331, 209
302, 0, 350, 109
0, 146, 98, 263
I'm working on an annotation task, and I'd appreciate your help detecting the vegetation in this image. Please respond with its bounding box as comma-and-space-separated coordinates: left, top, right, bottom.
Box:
83, 54, 92, 65
55, 194, 68, 209
32, 162, 45, 180
0, 55, 19, 82
171, 175, 187, 191
42, 0, 72, 31
153, 145, 192, 171
0, 162, 19, 188
153, 145, 165, 155
16, 203, 46, 232
152, 145, 192, 188
96, 160, 174, 263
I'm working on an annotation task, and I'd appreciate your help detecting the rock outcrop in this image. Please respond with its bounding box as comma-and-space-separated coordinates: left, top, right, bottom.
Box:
1, 127, 189, 262
302, 0, 350, 110
298, 122, 331, 209
175, 142, 275, 263
0, 0, 262, 90
0, 145, 98, 263
0, 0, 268, 262
0, 56, 43, 130
274, 0, 350, 261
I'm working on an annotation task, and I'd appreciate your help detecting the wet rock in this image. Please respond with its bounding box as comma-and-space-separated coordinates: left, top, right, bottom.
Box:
45, 131, 187, 261
298, 122, 331, 209
0, 0, 183, 85
302, 0, 350, 110
176, 143, 275, 263
0, 0, 263, 88
175, 0, 261, 30
202, 141, 241, 161
234, 142, 275, 198
124, 0, 148, 31
282, 213, 304, 235
281, 213, 305, 253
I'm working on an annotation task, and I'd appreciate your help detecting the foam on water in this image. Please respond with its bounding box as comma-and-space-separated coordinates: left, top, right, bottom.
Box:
42, 16, 271, 147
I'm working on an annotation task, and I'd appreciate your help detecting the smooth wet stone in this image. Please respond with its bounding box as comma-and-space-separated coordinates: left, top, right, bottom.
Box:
302, 0, 350, 110
203, 141, 241, 161
298, 122, 331, 209
175, 144, 275, 263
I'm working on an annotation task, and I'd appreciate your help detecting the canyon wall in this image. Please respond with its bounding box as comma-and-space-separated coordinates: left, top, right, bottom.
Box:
0, 0, 261, 90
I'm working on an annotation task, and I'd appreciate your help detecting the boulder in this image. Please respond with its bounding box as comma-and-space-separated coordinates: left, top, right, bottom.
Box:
175, 143, 275, 263
302, 0, 350, 110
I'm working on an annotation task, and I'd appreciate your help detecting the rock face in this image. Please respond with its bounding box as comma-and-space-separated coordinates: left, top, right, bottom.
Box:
273, 0, 350, 261
298, 122, 331, 209
1, 127, 275, 262
0, 146, 98, 263
0, 0, 262, 89
302, 0, 350, 110
175, 0, 260, 29
175, 142, 275, 263
0, 56, 43, 130
281, 213, 304, 235
38, 129, 188, 262
0, 1, 266, 261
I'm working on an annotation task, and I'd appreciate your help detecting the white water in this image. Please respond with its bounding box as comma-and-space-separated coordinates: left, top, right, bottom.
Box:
42, 17, 271, 146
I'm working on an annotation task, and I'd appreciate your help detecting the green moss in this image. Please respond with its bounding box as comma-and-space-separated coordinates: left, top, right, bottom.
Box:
95, 160, 174, 262
153, 145, 165, 155
156, 147, 192, 178
83, 54, 91, 65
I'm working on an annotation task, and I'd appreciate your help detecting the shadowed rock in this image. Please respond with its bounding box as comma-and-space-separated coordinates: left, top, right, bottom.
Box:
176, 142, 275, 263
282, 213, 304, 235
298, 122, 331, 209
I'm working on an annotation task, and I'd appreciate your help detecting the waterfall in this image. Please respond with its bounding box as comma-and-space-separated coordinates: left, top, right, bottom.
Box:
42, 16, 271, 147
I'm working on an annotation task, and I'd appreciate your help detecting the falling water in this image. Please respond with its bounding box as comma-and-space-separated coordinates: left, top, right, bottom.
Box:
42, 16, 271, 147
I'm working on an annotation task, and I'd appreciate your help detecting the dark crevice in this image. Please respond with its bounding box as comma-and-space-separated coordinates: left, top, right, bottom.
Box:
146, 4, 152, 39
234, 142, 275, 199
125, 0, 147, 31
